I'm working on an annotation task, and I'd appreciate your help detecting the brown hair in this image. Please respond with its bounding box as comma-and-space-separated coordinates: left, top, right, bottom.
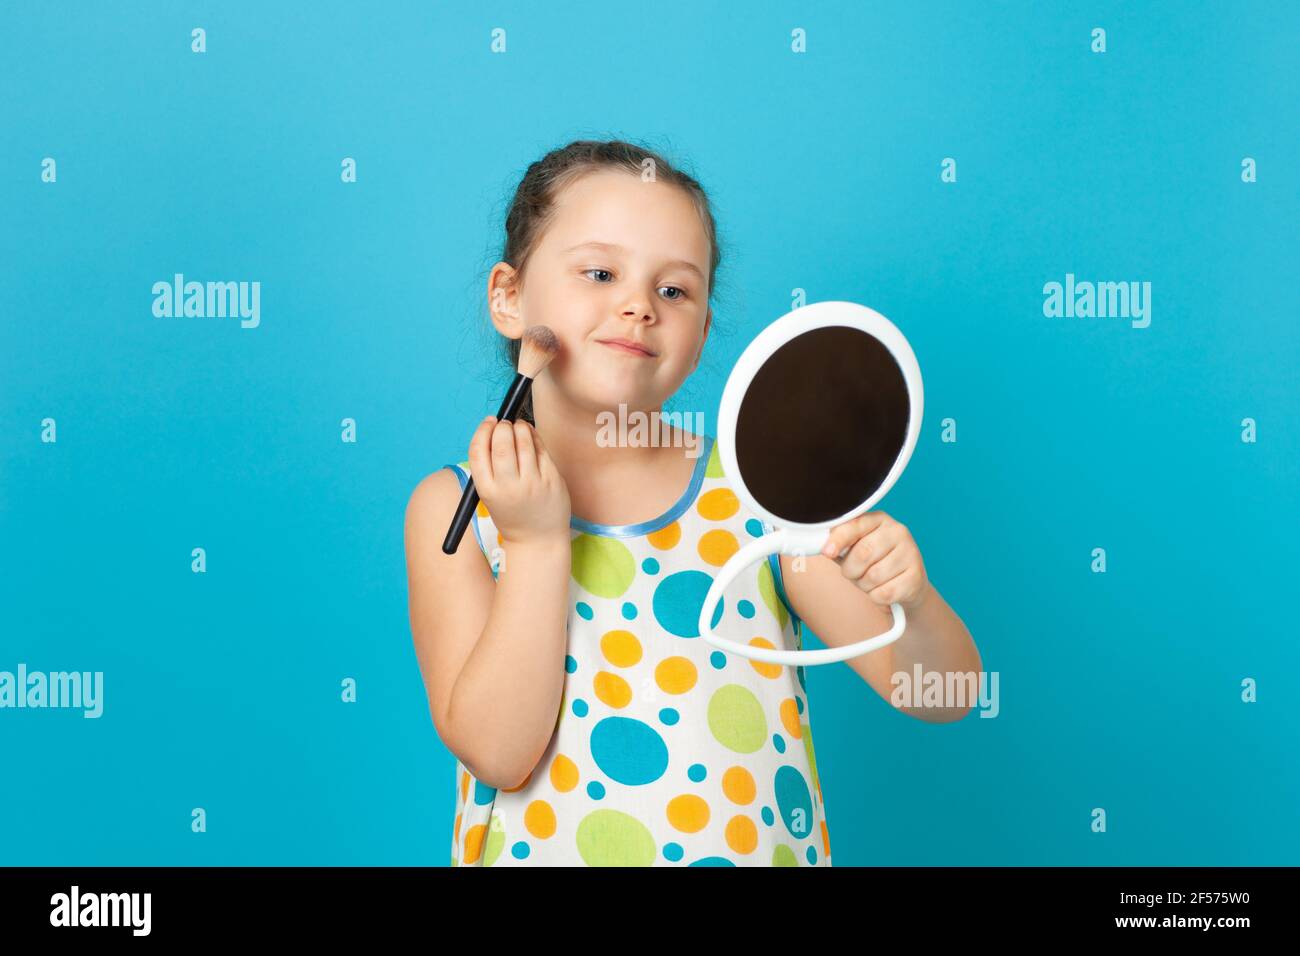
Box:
489, 139, 725, 425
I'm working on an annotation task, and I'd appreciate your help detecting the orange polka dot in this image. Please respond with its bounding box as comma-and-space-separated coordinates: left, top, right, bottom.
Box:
524, 800, 556, 839
454, 812, 462, 845
725, 815, 758, 854
666, 794, 711, 832
822, 819, 831, 858
747, 637, 783, 679
697, 529, 739, 566
476, 500, 489, 518
463, 823, 487, 864
647, 521, 682, 550
460, 770, 470, 802
550, 753, 579, 792
696, 487, 739, 521
600, 629, 642, 667
780, 699, 804, 739
655, 656, 698, 694
722, 766, 756, 805
594, 670, 633, 708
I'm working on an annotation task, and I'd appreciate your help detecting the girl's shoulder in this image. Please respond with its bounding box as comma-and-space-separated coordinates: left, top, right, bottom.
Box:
443, 458, 471, 483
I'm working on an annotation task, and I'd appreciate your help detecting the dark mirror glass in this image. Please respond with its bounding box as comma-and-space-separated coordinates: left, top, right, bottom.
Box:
735, 325, 910, 524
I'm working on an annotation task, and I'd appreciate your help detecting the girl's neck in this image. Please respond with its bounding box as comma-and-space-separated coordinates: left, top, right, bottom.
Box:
530, 390, 699, 529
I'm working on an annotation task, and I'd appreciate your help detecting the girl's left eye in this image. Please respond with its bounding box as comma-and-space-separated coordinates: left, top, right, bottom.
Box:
659, 286, 688, 301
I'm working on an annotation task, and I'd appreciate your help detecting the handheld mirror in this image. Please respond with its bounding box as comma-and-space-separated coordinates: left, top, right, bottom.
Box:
697, 300, 924, 666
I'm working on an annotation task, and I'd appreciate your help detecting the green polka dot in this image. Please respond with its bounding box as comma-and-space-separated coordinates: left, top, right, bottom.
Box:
803, 723, 820, 796
571, 534, 636, 598
757, 561, 790, 631
705, 439, 724, 478
484, 813, 506, 866
773, 844, 799, 866
575, 809, 657, 866
708, 684, 768, 753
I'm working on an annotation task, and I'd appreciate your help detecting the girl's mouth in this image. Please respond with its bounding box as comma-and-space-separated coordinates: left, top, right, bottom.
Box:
598, 339, 656, 358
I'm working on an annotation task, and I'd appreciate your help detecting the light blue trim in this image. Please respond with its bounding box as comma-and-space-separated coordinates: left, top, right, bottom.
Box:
761, 518, 803, 633
569, 433, 716, 539
442, 463, 492, 575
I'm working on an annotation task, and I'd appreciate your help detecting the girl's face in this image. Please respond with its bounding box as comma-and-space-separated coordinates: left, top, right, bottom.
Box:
489, 168, 713, 418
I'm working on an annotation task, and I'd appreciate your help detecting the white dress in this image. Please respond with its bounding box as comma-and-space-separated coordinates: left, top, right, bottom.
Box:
441, 432, 832, 866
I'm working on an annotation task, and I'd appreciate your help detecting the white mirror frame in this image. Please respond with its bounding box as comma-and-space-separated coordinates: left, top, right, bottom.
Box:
697, 301, 925, 666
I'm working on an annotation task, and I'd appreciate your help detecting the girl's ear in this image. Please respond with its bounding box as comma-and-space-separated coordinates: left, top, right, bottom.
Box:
487, 261, 525, 335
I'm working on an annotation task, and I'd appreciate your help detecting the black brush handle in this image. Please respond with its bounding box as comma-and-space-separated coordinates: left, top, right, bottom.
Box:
442, 372, 533, 555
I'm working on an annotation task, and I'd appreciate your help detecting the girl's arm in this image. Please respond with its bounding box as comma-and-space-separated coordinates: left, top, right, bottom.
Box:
777, 553, 981, 722
405, 467, 572, 789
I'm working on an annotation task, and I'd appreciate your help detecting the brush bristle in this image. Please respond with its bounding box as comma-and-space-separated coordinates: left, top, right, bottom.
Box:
518, 325, 560, 378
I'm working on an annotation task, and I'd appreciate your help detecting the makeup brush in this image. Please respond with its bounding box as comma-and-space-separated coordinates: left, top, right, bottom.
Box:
442, 325, 560, 555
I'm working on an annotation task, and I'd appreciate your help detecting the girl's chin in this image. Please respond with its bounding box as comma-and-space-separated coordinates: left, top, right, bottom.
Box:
578, 369, 654, 394
551, 368, 664, 407
568, 384, 658, 413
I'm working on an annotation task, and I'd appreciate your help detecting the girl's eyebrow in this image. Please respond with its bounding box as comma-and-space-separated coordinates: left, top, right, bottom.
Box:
564, 240, 704, 281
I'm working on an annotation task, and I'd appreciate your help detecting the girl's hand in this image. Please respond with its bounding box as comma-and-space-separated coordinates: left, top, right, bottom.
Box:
818, 511, 932, 611
468, 416, 572, 548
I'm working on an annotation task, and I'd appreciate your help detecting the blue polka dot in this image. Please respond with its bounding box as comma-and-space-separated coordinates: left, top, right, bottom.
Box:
511, 841, 530, 859
587, 781, 606, 800
473, 780, 497, 806
795, 696, 804, 714
761, 806, 775, 826
688, 764, 707, 782
576, 602, 593, 620
642, 557, 660, 574
659, 708, 679, 725
689, 856, 736, 867
710, 651, 726, 669
652, 570, 723, 638
664, 842, 684, 862
775, 766, 815, 841
773, 734, 786, 753
745, 518, 764, 537
797, 665, 807, 693
565, 655, 577, 674
589, 716, 669, 786
738, 599, 755, 619
572, 698, 588, 717
621, 601, 637, 620
806, 845, 818, 865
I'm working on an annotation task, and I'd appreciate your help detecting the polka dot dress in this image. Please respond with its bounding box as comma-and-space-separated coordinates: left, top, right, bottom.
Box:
441, 433, 831, 866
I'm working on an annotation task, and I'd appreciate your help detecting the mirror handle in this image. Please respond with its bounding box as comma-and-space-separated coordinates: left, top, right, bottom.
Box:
697, 527, 907, 666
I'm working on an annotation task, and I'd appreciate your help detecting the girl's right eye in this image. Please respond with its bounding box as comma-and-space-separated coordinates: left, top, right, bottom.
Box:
582, 268, 613, 283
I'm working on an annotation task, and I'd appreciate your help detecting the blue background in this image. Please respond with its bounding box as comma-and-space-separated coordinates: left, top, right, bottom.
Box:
2, 1, 1297, 865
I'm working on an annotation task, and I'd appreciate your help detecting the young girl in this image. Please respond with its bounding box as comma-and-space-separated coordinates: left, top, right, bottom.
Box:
405, 139, 980, 867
